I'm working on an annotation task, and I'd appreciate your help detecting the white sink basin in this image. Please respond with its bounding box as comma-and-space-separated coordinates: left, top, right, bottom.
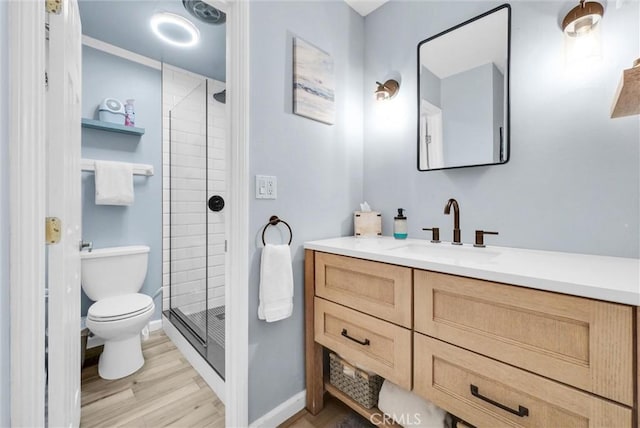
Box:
388, 242, 500, 263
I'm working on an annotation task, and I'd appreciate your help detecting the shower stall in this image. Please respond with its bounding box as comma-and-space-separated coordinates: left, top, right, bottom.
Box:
162, 67, 227, 378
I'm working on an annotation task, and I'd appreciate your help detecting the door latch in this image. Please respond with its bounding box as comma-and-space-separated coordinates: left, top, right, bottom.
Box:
46, 0, 62, 14
45, 217, 61, 244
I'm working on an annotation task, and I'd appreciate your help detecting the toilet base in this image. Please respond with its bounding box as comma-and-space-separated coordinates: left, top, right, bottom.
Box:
98, 333, 144, 380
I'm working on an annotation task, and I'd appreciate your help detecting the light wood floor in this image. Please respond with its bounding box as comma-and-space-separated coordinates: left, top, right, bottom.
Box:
281, 397, 367, 428
81, 331, 224, 427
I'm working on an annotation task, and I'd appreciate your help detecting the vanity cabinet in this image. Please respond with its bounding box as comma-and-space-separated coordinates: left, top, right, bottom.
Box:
305, 249, 639, 428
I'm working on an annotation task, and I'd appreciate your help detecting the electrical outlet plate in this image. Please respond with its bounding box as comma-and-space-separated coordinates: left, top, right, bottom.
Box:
255, 175, 277, 199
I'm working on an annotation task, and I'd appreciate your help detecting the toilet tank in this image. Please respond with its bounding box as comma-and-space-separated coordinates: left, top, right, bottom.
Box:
80, 245, 150, 301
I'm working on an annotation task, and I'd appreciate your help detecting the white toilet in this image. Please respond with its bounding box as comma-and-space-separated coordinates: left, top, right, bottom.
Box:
81, 245, 155, 380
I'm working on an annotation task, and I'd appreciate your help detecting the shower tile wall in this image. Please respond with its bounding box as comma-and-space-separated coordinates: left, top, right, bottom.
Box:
162, 64, 227, 314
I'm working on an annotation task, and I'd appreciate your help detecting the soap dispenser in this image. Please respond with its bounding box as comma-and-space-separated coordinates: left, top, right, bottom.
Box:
394, 208, 408, 239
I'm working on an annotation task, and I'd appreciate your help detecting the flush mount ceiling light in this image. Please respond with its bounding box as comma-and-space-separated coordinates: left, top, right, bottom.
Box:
150, 12, 200, 48
562, 0, 604, 37
375, 79, 400, 101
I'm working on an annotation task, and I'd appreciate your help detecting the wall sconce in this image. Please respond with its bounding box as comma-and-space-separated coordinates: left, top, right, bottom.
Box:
611, 59, 640, 118
562, 0, 604, 68
375, 79, 399, 101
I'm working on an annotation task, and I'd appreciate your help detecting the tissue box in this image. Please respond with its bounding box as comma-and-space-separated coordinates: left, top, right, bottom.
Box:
329, 353, 384, 409
354, 211, 381, 237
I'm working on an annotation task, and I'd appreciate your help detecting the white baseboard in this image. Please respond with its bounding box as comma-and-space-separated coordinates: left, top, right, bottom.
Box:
250, 390, 306, 428
162, 315, 226, 404
148, 319, 162, 332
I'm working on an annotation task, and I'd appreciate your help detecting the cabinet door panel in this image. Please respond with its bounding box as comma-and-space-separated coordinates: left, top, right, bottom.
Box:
315, 252, 412, 328
414, 270, 633, 406
314, 297, 412, 389
414, 334, 632, 428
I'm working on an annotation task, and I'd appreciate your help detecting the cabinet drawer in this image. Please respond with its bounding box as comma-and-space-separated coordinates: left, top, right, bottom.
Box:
414, 270, 634, 406
314, 297, 411, 389
414, 334, 632, 428
315, 252, 412, 328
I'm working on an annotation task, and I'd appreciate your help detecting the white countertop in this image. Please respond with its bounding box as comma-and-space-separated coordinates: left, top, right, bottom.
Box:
304, 236, 640, 306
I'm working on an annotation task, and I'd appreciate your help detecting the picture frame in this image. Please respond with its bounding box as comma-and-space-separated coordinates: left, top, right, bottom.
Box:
292, 37, 335, 125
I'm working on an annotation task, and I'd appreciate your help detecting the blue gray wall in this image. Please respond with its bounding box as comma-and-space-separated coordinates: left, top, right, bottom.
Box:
441, 63, 496, 165
363, 1, 639, 258
0, 1, 10, 425
248, 1, 364, 422
81, 46, 162, 319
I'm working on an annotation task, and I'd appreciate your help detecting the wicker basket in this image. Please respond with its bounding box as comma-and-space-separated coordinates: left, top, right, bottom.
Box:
329, 353, 384, 409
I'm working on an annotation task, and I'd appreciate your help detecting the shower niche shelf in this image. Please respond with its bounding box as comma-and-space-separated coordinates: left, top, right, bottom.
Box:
81, 118, 145, 136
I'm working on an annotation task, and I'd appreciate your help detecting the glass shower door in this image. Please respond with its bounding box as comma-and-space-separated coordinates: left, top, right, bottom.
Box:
168, 79, 226, 378
169, 82, 209, 347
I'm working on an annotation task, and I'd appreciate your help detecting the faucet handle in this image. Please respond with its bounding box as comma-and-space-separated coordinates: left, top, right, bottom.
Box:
474, 230, 498, 248
422, 227, 441, 243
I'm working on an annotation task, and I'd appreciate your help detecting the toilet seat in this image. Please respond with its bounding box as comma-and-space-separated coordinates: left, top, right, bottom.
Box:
88, 293, 154, 322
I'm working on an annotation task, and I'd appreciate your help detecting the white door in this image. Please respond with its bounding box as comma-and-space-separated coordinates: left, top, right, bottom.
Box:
46, 0, 83, 426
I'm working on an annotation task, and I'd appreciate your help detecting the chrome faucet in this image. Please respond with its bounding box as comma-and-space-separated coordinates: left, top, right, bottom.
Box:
444, 198, 462, 245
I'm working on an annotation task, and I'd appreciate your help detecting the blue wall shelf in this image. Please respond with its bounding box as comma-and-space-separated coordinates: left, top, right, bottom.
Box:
81, 118, 145, 136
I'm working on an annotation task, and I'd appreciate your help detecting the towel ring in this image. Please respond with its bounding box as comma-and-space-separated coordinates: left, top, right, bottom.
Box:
262, 215, 292, 246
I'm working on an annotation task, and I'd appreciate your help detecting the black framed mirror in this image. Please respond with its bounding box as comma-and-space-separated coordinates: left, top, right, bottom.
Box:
417, 4, 511, 171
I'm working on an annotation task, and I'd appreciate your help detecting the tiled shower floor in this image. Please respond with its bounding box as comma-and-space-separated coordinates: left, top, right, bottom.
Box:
187, 305, 225, 349
165, 305, 226, 378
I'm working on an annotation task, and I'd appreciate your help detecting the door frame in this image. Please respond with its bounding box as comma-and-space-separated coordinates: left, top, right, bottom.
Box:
219, 0, 250, 426
8, 1, 47, 426
7, 0, 250, 426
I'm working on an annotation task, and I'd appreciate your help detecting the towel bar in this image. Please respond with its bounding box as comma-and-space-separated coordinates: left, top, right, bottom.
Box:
81, 158, 154, 176
261, 215, 292, 246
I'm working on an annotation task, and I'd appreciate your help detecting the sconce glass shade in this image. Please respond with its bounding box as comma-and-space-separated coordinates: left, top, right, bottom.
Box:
375, 79, 399, 101
562, 0, 604, 69
562, 0, 603, 36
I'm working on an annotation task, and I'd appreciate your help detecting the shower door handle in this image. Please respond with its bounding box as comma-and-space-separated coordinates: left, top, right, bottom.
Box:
208, 195, 225, 212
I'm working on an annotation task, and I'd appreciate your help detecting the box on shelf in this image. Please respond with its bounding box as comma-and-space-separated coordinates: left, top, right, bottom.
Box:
354, 211, 381, 237
329, 353, 384, 409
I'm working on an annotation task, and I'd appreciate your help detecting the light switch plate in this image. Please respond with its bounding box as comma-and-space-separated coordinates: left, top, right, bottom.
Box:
255, 175, 277, 199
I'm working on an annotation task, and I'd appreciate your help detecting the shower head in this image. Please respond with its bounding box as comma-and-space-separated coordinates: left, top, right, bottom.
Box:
182, 0, 226, 25
213, 89, 226, 104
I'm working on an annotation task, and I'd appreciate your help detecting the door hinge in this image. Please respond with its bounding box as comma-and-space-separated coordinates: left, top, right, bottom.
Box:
46, 0, 62, 14
45, 217, 61, 244
225, 240, 227, 252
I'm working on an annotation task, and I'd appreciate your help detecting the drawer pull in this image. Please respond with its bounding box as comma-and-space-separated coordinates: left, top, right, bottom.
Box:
470, 384, 529, 418
341, 328, 370, 346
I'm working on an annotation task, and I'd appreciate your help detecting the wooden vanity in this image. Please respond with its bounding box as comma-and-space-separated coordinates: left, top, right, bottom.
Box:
304, 237, 640, 428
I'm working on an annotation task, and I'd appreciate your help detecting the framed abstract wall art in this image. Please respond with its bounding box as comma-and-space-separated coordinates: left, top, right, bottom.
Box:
293, 37, 335, 125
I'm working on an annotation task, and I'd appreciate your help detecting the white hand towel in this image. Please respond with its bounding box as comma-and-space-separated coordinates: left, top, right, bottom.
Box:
378, 380, 446, 427
258, 244, 294, 322
94, 160, 134, 206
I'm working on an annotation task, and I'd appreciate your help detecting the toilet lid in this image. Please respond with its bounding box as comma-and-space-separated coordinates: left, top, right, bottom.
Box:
88, 293, 154, 322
